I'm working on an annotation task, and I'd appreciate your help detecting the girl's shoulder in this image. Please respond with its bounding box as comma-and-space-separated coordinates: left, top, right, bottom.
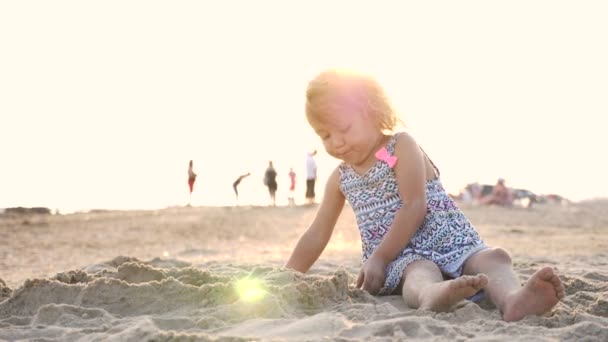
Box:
391, 130, 417, 142
388, 131, 418, 154
326, 165, 345, 193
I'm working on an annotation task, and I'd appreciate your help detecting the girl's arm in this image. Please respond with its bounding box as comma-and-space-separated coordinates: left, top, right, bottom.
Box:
371, 132, 429, 265
285, 167, 345, 273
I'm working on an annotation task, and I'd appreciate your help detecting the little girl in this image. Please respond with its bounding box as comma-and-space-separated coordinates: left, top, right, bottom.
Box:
285, 69, 565, 322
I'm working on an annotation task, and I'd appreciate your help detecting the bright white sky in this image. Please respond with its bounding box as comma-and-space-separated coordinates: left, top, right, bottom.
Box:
1, 1, 607, 211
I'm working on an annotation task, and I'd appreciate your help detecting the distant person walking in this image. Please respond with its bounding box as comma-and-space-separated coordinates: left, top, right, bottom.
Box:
288, 168, 297, 207
305, 150, 317, 204
187, 160, 197, 205
233, 172, 251, 201
264, 161, 278, 206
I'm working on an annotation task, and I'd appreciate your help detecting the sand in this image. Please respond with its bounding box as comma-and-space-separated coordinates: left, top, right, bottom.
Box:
1, 202, 607, 341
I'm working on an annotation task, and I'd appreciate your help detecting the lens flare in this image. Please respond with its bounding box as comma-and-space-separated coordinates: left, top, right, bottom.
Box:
235, 277, 266, 302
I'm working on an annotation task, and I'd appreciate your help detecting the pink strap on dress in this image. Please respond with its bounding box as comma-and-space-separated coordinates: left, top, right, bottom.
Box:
375, 147, 397, 168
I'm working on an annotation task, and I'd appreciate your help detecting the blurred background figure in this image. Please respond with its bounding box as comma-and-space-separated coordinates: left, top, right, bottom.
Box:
481, 178, 513, 207
469, 182, 482, 205
460, 186, 474, 205
288, 167, 296, 207
264, 161, 278, 206
460, 182, 482, 206
187, 160, 197, 206
232, 172, 251, 202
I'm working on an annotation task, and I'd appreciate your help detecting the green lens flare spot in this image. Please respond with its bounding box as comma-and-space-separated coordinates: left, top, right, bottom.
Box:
235, 277, 267, 302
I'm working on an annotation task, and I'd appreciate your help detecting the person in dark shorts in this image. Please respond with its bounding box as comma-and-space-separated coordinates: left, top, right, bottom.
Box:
264, 161, 278, 206
305, 150, 317, 204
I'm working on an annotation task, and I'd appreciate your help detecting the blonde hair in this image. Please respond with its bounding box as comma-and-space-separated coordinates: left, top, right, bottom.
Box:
305, 69, 402, 132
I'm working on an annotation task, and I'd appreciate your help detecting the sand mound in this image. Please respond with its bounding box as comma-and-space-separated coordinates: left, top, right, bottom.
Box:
1, 255, 607, 341
0, 257, 374, 341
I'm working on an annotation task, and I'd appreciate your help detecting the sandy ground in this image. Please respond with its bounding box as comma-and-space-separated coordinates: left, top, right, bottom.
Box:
1, 201, 607, 341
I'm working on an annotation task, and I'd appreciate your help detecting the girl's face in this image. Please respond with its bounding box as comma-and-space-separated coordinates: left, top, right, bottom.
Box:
311, 107, 382, 167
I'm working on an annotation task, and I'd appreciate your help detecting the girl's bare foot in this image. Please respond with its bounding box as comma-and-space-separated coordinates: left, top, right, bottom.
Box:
419, 274, 488, 312
502, 266, 565, 322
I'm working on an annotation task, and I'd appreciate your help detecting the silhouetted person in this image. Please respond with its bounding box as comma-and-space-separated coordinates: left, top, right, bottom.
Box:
233, 172, 251, 201
264, 161, 278, 206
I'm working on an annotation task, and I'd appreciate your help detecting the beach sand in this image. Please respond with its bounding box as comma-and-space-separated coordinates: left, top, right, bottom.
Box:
1, 202, 607, 341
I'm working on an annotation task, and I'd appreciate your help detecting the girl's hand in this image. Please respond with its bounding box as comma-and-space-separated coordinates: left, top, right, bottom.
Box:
356, 255, 386, 295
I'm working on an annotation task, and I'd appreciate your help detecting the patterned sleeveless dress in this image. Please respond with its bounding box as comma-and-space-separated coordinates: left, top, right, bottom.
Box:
338, 133, 488, 295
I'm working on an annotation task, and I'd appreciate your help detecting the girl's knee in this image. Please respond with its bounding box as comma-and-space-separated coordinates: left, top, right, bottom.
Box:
485, 247, 512, 264
401, 259, 443, 287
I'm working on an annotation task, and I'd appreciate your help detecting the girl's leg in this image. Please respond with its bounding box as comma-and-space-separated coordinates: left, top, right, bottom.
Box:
463, 247, 565, 322
402, 260, 487, 312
